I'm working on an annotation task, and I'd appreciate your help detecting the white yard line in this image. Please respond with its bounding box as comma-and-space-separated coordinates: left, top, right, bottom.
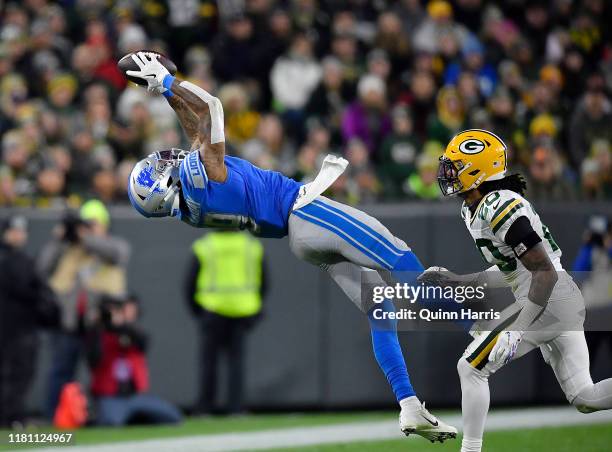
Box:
25, 407, 612, 452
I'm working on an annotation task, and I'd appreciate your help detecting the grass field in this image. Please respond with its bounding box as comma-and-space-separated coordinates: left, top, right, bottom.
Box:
3, 412, 390, 448
2, 410, 612, 451
272, 424, 612, 452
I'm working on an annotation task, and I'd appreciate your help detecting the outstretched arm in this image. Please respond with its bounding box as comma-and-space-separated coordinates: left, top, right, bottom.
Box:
125, 51, 227, 181
166, 95, 202, 149
168, 78, 226, 182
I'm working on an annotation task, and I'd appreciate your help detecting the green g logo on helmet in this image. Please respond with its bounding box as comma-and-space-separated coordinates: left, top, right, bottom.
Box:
458, 139, 486, 155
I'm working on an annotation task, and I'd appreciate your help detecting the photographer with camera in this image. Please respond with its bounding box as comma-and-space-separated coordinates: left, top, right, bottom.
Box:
86, 295, 181, 426
38, 200, 131, 420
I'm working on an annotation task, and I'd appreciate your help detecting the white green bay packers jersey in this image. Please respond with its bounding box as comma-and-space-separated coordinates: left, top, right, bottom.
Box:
461, 189, 563, 294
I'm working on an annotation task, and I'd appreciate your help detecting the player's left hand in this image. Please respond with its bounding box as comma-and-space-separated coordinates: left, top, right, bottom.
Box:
489, 330, 523, 365
125, 51, 170, 94
417, 266, 463, 286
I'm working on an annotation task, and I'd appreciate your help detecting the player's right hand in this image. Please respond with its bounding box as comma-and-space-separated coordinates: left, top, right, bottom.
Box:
489, 330, 523, 364
125, 51, 171, 94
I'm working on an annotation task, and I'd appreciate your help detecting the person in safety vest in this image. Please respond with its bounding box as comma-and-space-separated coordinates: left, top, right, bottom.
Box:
185, 229, 267, 415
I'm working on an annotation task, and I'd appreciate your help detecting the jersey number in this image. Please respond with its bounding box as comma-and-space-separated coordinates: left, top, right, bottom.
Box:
542, 224, 560, 252
478, 192, 501, 221
475, 238, 517, 273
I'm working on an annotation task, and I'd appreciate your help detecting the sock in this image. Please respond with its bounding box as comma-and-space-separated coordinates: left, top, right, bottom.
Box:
391, 249, 425, 273
461, 437, 483, 452
457, 358, 490, 443
399, 395, 422, 410
573, 378, 612, 412
368, 299, 415, 402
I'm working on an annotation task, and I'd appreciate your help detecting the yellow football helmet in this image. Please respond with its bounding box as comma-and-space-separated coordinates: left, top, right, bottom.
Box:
438, 129, 507, 196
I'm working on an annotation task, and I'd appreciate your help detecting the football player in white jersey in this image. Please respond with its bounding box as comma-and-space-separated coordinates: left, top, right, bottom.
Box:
421, 130, 612, 452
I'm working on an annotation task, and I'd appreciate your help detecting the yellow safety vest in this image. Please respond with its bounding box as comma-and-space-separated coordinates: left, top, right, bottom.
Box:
192, 232, 263, 318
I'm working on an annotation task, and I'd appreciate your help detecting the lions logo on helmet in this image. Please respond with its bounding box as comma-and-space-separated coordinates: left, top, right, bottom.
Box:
135, 166, 164, 194
438, 129, 507, 196
128, 149, 186, 218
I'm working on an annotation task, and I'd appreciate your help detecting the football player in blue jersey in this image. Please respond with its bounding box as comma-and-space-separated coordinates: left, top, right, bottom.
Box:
125, 51, 456, 442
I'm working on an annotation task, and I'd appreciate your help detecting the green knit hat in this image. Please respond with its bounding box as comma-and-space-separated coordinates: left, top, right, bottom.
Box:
80, 199, 110, 228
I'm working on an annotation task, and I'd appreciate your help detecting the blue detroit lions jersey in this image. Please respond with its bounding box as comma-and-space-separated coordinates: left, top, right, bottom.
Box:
177, 151, 302, 238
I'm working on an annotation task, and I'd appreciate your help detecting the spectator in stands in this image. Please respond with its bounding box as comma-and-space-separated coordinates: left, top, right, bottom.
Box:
219, 83, 260, 146
344, 138, 381, 204
0, 215, 59, 428
403, 70, 437, 140
366, 49, 392, 90
427, 86, 466, 144
445, 34, 497, 98
374, 12, 411, 75
487, 88, 517, 147
569, 83, 612, 169
186, 231, 267, 415
38, 200, 130, 419
211, 14, 258, 83
527, 146, 576, 201
292, 121, 332, 182
342, 74, 391, 157
379, 106, 421, 199
413, 0, 467, 54
0, 130, 35, 205
88, 295, 181, 426
0, 0, 609, 204
270, 32, 321, 139
242, 114, 296, 174
330, 32, 361, 88
405, 142, 444, 200
305, 56, 351, 145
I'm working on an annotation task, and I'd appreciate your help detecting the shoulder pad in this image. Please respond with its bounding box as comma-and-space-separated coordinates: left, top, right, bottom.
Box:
476, 190, 526, 225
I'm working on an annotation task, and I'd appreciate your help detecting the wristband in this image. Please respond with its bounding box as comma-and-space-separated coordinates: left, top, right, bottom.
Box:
162, 74, 175, 98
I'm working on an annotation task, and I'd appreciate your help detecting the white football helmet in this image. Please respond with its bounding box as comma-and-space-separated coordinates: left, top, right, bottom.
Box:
127, 149, 187, 217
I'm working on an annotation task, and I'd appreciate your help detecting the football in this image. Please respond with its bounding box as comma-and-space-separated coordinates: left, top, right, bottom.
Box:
117, 51, 177, 86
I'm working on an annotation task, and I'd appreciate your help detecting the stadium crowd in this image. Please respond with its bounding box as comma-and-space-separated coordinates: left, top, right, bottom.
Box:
0, 0, 611, 207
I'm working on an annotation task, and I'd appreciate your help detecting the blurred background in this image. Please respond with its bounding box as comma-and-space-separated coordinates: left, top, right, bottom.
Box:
0, 0, 611, 449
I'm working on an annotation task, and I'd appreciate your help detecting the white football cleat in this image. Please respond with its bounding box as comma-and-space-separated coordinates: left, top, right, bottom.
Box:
399, 402, 458, 443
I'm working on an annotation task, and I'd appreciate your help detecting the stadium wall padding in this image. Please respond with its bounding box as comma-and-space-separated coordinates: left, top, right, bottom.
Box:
22, 200, 612, 411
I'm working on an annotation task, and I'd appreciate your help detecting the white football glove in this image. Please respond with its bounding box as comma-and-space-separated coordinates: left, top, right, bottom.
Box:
417, 266, 457, 285
126, 51, 171, 94
489, 330, 523, 365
